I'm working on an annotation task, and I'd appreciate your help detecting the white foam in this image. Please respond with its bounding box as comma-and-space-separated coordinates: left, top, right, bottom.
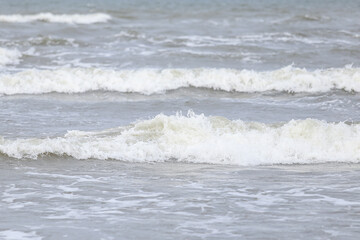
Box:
0, 230, 42, 240
0, 66, 359, 95
0, 48, 22, 66
1, 112, 359, 166
0, 13, 111, 24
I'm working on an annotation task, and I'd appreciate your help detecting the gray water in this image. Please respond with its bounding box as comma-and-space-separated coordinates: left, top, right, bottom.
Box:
1, 0, 360, 71
1, 0, 360, 239
2, 159, 360, 240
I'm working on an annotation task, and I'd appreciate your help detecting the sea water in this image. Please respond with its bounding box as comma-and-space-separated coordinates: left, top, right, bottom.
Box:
1, 0, 360, 239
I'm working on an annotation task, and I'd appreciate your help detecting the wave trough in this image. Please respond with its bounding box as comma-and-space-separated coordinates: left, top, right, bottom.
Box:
0, 13, 111, 24
1, 113, 359, 166
0, 66, 359, 95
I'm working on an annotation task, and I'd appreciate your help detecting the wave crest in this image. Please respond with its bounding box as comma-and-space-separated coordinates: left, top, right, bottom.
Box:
0, 13, 111, 24
0, 48, 22, 66
1, 113, 359, 166
0, 66, 360, 95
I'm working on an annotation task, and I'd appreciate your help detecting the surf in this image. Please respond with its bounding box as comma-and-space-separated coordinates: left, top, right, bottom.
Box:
0, 48, 22, 66
1, 112, 359, 166
0, 66, 359, 95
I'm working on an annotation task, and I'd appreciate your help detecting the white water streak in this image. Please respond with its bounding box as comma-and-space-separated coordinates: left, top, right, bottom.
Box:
0, 13, 111, 24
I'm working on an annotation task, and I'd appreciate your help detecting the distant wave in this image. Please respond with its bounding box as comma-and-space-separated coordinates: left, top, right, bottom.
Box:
115, 31, 325, 46
0, 13, 111, 24
0, 47, 22, 66
0, 66, 359, 95
1, 112, 359, 166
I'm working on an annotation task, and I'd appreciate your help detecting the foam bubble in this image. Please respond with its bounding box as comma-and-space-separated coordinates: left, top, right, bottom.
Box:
0, 48, 22, 66
0, 13, 111, 24
0, 66, 359, 95
1, 112, 359, 166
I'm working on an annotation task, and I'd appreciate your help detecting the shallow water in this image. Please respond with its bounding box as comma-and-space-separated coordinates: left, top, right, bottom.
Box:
1, 0, 360, 70
1, 0, 360, 239
1, 159, 360, 240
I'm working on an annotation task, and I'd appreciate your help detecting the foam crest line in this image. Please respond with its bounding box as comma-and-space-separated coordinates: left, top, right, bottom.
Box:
1, 113, 359, 165
0, 13, 111, 24
0, 66, 359, 95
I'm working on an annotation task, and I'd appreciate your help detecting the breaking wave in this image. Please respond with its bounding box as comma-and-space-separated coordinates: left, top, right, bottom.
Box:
0, 47, 22, 66
0, 66, 359, 95
0, 112, 359, 166
0, 13, 111, 24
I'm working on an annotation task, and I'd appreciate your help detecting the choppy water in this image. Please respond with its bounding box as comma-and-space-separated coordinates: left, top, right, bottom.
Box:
1, 0, 360, 239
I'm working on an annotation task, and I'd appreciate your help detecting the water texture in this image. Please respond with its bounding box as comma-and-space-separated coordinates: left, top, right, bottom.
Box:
1, 0, 360, 239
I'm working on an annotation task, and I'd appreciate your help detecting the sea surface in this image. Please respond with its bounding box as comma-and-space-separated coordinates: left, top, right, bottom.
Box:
1, 0, 360, 239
